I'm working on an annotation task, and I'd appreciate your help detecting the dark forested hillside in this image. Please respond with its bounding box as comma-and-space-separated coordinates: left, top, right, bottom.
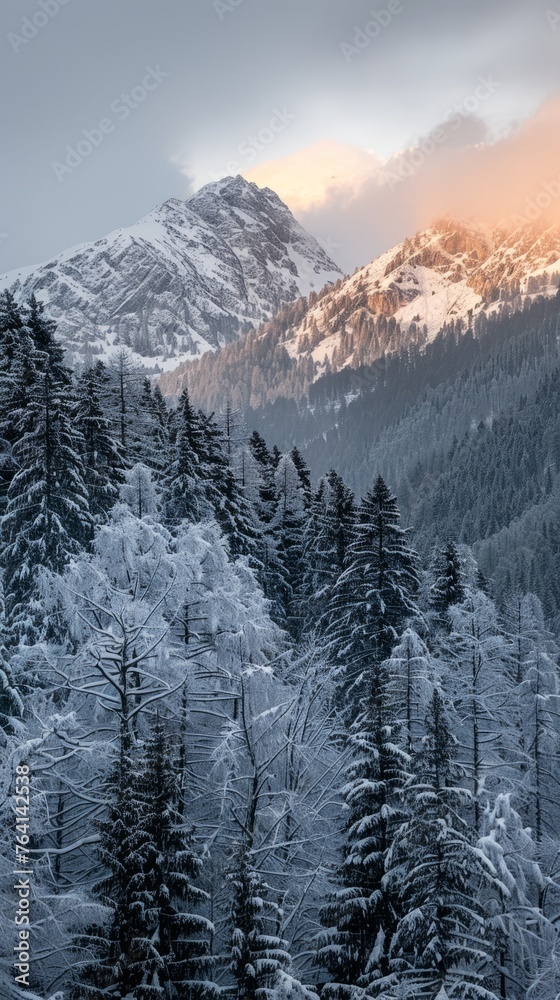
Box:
242, 292, 560, 618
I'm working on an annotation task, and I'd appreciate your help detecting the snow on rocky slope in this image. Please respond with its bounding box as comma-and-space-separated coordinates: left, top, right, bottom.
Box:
0, 176, 341, 372
157, 217, 560, 407
280, 217, 560, 368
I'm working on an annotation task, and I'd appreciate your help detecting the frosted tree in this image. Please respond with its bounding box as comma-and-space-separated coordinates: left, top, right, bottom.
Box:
104, 348, 146, 461
267, 455, 309, 637
446, 590, 514, 832
319, 665, 410, 988
478, 793, 554, 1000
120, 463, 160, 519
502, 594, 560, 842
164, 388, 209, 527
383, 688, 499, 1000
385, 628, 434, 754
302, 470, 355, 632
430, 540, 466, 619
228, 845, 291, 1000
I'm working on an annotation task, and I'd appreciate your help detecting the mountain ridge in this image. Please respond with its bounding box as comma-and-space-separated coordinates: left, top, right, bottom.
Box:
0, 175, 341, 372
160, 217, 560, 408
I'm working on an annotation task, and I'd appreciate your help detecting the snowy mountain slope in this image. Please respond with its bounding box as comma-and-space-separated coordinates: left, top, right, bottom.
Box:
159, 218, 560, 407
282, 218, 560, 368
0, 176, 341, 372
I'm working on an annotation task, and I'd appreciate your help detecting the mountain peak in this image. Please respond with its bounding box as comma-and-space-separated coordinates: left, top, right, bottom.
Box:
0, 182, 341, 373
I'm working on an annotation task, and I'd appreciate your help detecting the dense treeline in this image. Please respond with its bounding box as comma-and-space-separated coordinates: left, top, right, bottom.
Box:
0, 291, 559, 1000
246, 292, 560, 620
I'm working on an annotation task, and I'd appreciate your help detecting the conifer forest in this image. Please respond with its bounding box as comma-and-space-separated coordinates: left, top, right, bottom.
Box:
1, 287, 560, 1000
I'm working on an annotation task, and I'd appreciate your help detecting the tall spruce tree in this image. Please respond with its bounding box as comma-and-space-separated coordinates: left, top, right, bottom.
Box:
430, 541, 465, 617
164, 389, 208, 527
329, 475, 420, 707
228, 844, 291, 1000
74, 724, 215, 1000
319, 661, 410, 989
0, 291, 25, 511
75, 364, 122, 522
267, 454, 309, 638
0, 300, 91, 642
303, 470, 355, 633
384, 688, 499, 1000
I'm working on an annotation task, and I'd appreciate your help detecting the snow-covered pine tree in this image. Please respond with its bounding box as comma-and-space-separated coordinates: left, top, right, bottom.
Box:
74, 719, 215, 1000
104, 348, 146, 464
267, 454, 309, 638
0, 290, 25, 512
385, 628, 434, 754
384, 688, 499, 1000
302, 470, 355, 633
319, 660, 410, 987
290, 447, 312, 505
164, 388, 209, 527
120, 463, 160, 519
1, 300, 92, 643
248, 431, 278, 527
0, 592, 22, 732
198, 411, 260, 563
446, 589, 513, 833
329, 475, 420, 710
502, 593, 560, 842
478, 792, 553, 1000
430, 540, 465, 618
75, 363, 122, 522
136, 377, 171, 475
229, 843, 291, 1000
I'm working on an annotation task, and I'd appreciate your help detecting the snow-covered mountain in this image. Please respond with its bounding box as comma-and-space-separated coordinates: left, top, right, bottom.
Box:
278, 217, 560, 368
159, 218, 560, 407
0, 176, 341, 372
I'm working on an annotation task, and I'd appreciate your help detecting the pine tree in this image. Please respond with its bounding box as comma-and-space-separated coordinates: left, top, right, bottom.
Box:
75, 364, 122, 521
74, 725, 215, 1000
104, 348, 146, 463
303, 470, 355, 632
430, 541, 465, 617
199, 411, 260, 562
479, 792, 552, 1000
121, 463, 160, 519
384, 689, 499, 1000
0, 291, 25, 511
1, 304, 92, 642
229, 844, 291, 1000
248, 432, 277, 525
329, 476, 420, 707
267, 454, 309, 637
164, 389, 209, 527
446, 590, 514, 833
135, 377, 171, 474
385, 628, 434, 754
0, 591, 22, 733
319, 663, 410, 990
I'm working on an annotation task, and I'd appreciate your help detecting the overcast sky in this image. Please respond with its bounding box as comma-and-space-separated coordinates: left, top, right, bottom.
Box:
1, 0, 559, 273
